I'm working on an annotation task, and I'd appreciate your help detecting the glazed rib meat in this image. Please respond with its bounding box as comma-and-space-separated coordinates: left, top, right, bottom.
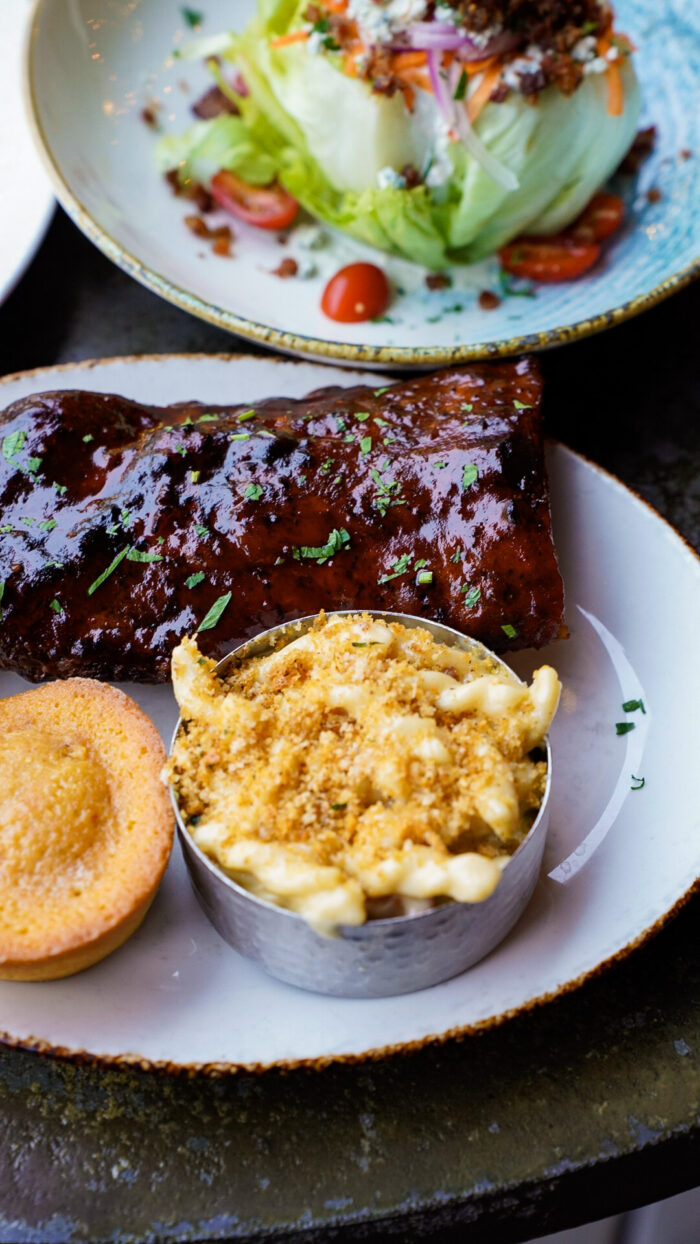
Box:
0, 360, 565, 683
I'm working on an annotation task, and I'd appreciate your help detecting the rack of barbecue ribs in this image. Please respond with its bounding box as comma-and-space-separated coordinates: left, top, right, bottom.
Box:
0, 360, 566, 683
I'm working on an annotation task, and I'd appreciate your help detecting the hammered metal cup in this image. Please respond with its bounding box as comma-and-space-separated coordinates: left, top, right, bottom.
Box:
170, 611, 552, 998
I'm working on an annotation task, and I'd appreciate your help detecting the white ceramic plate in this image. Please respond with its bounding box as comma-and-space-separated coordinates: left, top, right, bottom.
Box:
0, 0, 54, 305
0, 353, 698, 1071
26, 0, 700, 367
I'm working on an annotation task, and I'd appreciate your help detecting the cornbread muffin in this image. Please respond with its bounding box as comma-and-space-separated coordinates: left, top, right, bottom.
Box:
0, 679, 174, 980
168, 613, 560, 931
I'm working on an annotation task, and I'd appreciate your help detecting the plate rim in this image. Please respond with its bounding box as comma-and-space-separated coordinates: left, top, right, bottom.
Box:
24, 0, 700, 368
0, 350, 698, 1076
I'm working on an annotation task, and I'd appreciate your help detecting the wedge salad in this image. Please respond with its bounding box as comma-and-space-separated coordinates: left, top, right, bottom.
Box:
158, 0, 641, 270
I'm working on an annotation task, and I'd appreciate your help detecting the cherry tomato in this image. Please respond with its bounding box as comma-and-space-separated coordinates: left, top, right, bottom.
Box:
210, 170, 299, 230
499, 237, 601, 283
321, 263, 391, 323
569, 192, 625, 242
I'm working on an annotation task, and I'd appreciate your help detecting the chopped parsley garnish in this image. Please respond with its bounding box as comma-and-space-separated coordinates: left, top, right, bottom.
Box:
294, 527, 350, 564
451, 549, 463, 563
498, 270, 535, 299
194, 523, 210, 537
0, 525, 11, 533
622, 698, 646, 714
461, 463, 478, 490
370, 468, 405, 516
38, 519, 57, 531
334, 416, 347, 433
453, 69, 467, 100
87, 545, 129, 596
126, 548, 164, 563
83, 434, 94, 443
373, 416, 388, 427
198, 591, 232, 633
243, 483, 263, 501
27, 457, 41, 475
2, 430, 25, 462
189, 470, 200, 484
414, 558, 428, 569
343, 433, 355, 443
417, 569, 434, 586
53, 482, 67, 495
581, 18, 597, 34
379, 552, 412, 584
320, 458, 334, 474
176, 444, 187, 457
352, 641, 380, 648
501, 623, 517, 638
0, 581, 4, 615
20, 516, 35, 527
360, 436, 372, 455
186, 571, 206, 589
615, 721, 636, 736
354, 412, 371, 422
461, 403, 473, 413
230, 432, 251, 441
433, 461, 448, 470
181, 7, 203, 28
374, 388, 389, 396
331, 802, 347, 811
237, 410, 255, 422
630, 774, 645, 790
461, 585, 481, 608
197, 413, 219, 423
513, 400, 532, 410
50, 599, 63, 613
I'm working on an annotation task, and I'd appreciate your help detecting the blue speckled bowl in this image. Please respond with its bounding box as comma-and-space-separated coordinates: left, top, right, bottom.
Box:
26, 0, 700, 366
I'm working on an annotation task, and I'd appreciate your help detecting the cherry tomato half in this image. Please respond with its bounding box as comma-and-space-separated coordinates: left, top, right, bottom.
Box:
499, 237, 601, 283
210, 170, 299, 230
569, 192, 625, 243
321, 263, 391, 323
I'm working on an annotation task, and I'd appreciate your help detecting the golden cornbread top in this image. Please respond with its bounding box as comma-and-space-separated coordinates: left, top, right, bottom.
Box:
0, 678, 174, 967
0, 728, 113, 887
168, 613, 561, 930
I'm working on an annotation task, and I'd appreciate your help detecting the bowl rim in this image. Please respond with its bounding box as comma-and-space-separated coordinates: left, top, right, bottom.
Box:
168, 609, 554, 931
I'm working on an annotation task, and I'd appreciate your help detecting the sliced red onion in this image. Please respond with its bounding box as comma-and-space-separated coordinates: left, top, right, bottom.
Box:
459, 29, 521, 61
409, 29, 474, 50
426, 48, 455, 124
447, 60, 518, 191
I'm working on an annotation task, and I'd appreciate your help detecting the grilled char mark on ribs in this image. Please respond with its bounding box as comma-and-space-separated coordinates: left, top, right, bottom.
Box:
0, 360, 565, 683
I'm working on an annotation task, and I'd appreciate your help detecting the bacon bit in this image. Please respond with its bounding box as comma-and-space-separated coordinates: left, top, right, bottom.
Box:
646, 187, 662, 203
467, 64, 503, 123
271, 257, 299, 278
401, 164, 423, 189
680, 148, 693, 161
618, 125, 657, 174
425, 273, 451, 291
140, 105, 159, 129
165, 169, 181, 195
479, 290, 501, 310
192, 84, 239, 119
184, 217, 234, 256
372, 75, 400, 98
400, 82, 416, 113
270, 29, 310, 48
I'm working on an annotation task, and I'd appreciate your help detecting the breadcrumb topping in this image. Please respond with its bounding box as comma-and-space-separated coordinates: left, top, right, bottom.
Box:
167, 613, 560, 930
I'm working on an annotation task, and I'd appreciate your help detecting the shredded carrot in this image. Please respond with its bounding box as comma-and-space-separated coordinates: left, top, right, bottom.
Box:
270, 29, 309, 48
400, 82, 416, 113
324, 0, 347, 11
344, 52, 359, 76
398, 67, 433, 93
390, 50, 427, 72
466, 64, 502, 123
464, 55, 497, 77
598, 37, 625, 116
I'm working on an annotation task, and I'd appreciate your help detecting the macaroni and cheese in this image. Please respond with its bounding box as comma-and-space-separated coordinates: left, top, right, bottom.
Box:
167, 613, 560, 931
